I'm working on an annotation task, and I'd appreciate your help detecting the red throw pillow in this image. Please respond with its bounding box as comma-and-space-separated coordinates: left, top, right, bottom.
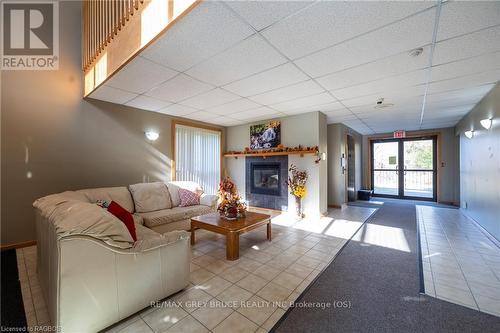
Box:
178, 188, 200, 207
107, 201, 137, 241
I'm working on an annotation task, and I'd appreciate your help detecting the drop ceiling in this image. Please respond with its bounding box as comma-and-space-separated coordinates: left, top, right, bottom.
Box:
88, 0, 500, 135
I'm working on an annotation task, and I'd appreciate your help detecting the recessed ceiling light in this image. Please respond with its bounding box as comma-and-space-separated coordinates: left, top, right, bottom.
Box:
408, 47, 424, 57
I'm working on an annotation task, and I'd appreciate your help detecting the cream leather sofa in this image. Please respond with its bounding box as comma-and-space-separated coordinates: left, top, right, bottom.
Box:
33, 181, 217, 332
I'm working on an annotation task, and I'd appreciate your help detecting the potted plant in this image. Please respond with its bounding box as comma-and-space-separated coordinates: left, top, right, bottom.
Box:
217, 178, 247, 219
287, 164, 308, 218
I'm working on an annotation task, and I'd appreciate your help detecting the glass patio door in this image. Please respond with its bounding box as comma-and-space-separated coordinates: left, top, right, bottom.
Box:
371, 137, 437, 201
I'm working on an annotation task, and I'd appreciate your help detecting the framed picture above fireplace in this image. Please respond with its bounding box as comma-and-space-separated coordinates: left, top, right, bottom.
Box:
250, 121, 281, 150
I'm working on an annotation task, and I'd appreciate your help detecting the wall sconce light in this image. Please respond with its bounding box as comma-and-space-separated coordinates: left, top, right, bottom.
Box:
321, 152, 327, 161
480, 118, 492, 130
145, 131, 159, 141
464, 130, 474, 139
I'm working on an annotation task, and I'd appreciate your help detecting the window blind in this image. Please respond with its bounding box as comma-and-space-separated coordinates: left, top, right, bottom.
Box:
175, 124, 221, 194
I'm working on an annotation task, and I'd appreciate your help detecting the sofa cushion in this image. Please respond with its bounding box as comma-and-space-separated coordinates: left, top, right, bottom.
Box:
137, 205, 213, 228
129, 182, 172, 213
77, 187, 135, 213
167, 181, 204, 207
33, 196, 134, 249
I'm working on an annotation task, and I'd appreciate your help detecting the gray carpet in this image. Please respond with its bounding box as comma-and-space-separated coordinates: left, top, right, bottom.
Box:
273, 200, 500, 332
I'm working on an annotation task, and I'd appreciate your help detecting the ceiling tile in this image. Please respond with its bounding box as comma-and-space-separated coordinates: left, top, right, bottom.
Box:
89, 86, 137, 104
225, 0, 311, 31
186, 34, 287, 86
230, 106, 279, 120
427, 69, 500, 95
180, 88, 241, 109
316, 47, 430, 91
433, 25, 500, 65
141, 1, 255, 71
156, 104, 198, 117
145, 74, 214, 102
205, 116, 244, 127
222, 63, 308, 97
294, 9, 435, 77
430, 51, 500, 82
271, 92, 336, 112
206, 98, 262, 115
437, 1, 500, 41
105, 57, 178, 94
425, 84, 494, 106
331, 69, 427, 100
185, 111, 214, 122
340, 86, 425, 108
125, 95, 171, 111
326, 114, 358, 124
262, 1, 435, 59
248, 80, 324, 105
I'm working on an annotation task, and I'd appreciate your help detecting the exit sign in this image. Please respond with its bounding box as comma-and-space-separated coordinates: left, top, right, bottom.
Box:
394, 130, 406, 138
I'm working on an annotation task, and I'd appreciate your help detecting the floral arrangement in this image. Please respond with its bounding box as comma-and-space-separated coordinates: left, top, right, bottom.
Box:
287, 164, 308, 217
287, 164, 308, 198
217, 177, 247, 219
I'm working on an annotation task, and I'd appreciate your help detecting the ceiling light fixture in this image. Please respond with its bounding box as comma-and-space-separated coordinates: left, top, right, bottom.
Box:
145, 131, 159, 141
464, 130, 474, 139
408, 47, 424, 57
480, 118, 492, 130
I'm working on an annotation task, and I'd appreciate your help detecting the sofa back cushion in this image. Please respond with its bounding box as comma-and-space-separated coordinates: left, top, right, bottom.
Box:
33, 194, 134, 249
129, 182, 172, 213
77, 187, 135, 213
167, 181, 204, 207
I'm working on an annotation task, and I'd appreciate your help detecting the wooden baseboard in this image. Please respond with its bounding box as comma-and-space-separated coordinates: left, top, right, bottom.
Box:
1, 240, 36, 251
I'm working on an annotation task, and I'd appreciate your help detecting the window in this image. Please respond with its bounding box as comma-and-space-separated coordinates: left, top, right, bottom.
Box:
174, 123, 221, 194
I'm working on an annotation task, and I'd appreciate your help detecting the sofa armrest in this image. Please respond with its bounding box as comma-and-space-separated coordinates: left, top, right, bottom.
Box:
200, 194, 218, 207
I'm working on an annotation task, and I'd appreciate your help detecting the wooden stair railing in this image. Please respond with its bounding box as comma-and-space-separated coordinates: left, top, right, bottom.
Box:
82, 0, 145, 72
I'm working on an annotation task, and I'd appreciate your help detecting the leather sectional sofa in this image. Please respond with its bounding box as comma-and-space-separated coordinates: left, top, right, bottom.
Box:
33, 181, 217, 332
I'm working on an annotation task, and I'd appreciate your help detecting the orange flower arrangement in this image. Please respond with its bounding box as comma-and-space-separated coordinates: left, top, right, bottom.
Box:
217, 178, 247, 219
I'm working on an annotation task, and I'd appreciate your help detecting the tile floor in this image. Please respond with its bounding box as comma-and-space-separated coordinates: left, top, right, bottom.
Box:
418, 205, 500, 317
17, 206, 377, 333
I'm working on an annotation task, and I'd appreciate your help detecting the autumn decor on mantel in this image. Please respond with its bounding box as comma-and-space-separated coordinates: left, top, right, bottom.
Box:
224, 145, 320, 160
287, 164, 308, 218
217, 178, 247, 220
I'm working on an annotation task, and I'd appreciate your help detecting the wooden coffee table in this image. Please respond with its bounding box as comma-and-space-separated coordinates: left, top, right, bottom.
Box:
190, 211, 272, 260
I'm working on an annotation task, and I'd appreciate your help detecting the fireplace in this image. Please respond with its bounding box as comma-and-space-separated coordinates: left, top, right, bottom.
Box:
245, 156, 288, 210
250, 163, 281, 196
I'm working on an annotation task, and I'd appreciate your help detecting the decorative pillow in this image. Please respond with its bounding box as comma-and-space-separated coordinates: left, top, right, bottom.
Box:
128, 182, 172, 213
178, 188, 200, 207
167, 181, 204, 207
107, 201, 137, 241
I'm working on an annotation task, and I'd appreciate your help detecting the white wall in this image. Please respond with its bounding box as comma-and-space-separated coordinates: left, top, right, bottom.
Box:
225, 112, 328, 216
456, 84, 500, 241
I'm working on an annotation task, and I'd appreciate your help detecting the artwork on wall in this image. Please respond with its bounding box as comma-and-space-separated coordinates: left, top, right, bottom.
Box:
250, 121, 281, 149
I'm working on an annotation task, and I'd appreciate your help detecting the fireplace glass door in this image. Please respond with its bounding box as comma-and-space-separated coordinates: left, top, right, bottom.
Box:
251, 163, 280, 196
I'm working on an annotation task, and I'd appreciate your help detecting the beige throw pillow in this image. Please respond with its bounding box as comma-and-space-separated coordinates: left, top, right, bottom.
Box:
128, 182, 172, 213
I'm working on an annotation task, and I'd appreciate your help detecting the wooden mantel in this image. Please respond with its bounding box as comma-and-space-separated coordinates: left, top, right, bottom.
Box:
224, 150, 318, 159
